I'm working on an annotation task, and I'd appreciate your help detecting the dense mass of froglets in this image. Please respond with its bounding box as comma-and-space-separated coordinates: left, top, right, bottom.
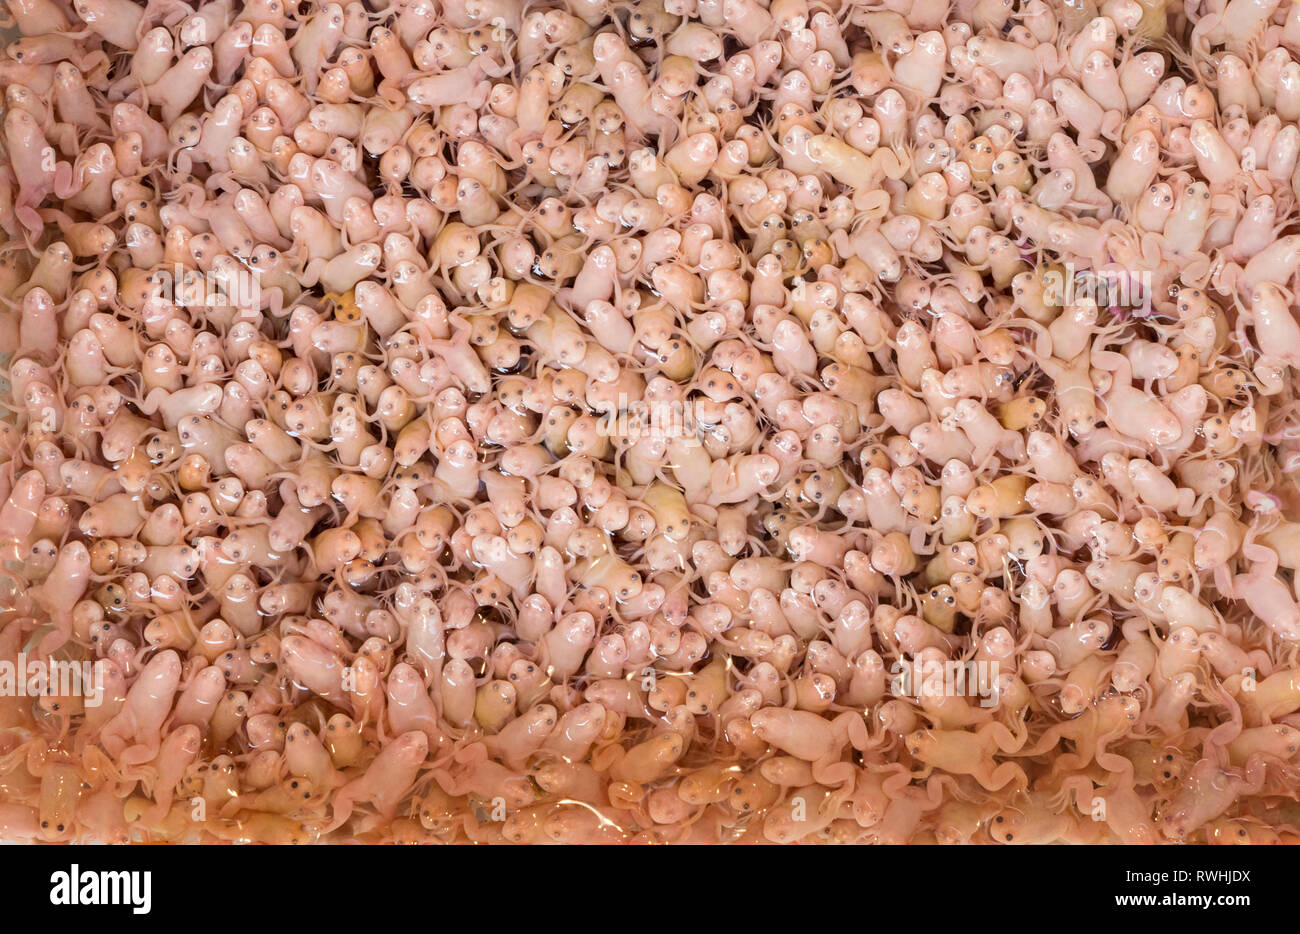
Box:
2, 0, 1300, 844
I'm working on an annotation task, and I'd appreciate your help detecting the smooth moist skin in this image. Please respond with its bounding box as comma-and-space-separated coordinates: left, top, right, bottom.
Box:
0, 0, 1299, 845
